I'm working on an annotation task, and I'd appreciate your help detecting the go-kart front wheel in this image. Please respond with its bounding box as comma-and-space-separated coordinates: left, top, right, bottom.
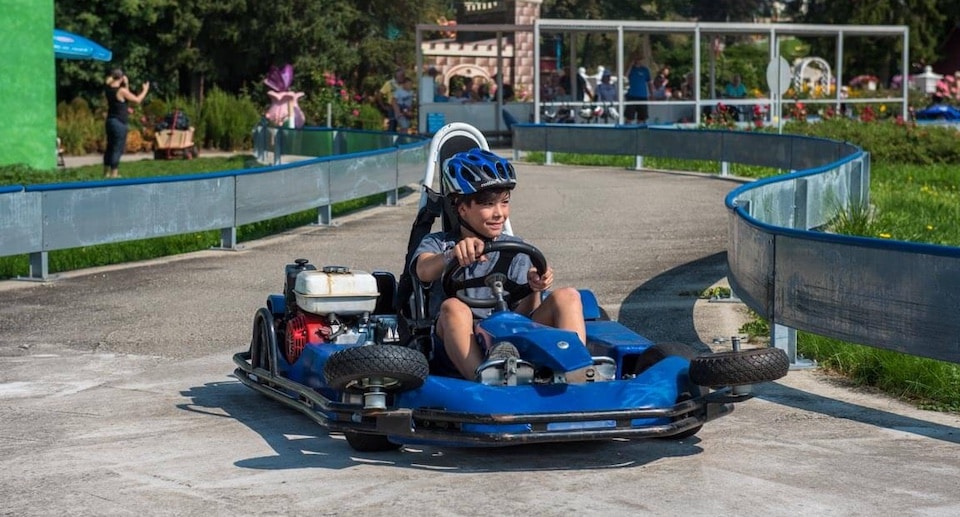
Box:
689, 347, 789, 387
323, 345, 429, 392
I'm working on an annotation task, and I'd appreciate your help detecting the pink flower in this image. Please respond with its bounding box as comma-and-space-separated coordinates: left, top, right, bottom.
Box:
352, 109, 360, 117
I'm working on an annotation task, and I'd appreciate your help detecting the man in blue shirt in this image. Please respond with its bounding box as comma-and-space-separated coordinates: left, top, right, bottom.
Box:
625, 53, 652, 123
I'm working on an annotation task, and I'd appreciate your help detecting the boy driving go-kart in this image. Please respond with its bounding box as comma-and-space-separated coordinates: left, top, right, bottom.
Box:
233, 122, 790, 452
412, 149, 586, 380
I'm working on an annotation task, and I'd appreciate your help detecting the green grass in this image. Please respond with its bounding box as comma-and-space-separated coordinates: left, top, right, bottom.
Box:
0, 156, 402, 278
0, 155, 258, 186
797, 334, 960, 413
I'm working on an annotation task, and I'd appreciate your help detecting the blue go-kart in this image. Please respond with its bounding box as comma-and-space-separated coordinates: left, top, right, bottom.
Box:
232, 123, 789, 452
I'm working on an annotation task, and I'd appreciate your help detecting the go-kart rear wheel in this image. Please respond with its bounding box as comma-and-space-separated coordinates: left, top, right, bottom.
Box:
324, 345, 429, 392
630, 342, 708, 440
689, 347, 789, 387
250, 308, 277, 374
344, 431, 402, 452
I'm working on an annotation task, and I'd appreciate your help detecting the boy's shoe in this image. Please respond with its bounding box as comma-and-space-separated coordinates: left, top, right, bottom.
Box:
486, 342, 519, 361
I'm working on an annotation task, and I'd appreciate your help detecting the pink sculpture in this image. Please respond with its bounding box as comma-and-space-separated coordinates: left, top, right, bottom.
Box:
264, 64, 305, 128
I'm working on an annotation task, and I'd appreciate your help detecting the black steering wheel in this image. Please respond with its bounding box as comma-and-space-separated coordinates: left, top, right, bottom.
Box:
441, 240, 548, 309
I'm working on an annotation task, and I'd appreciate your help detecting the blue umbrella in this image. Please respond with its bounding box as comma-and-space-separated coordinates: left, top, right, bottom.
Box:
53, 29, 112, 61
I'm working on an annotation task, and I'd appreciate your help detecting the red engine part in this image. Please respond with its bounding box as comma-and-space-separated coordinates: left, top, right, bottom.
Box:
284, 312, 330, 363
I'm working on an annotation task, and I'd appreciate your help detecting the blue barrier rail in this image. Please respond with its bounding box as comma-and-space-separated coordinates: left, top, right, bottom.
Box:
512, 123, 960, 365
0, 126, 429, 280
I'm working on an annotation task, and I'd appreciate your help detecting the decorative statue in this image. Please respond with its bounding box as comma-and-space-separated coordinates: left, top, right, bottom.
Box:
264, 64, 305, 128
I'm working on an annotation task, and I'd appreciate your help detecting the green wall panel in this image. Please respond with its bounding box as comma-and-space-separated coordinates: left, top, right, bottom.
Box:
0, 0, 56, 169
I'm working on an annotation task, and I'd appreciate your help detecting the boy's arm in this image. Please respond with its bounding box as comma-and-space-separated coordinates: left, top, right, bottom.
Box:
415, 249, 453, 284
415, 236, 487, 284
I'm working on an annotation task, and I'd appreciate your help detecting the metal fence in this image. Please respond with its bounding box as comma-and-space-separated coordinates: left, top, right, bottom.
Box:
0, 126, 429, 280
512, 123, 960, 365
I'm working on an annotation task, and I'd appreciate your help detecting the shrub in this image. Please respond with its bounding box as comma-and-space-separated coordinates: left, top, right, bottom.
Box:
198, 87, 261, 150
57, 98, 103, 154
299, 71, 368, 129
356, 103, 385, 131
780, 117, 960, 165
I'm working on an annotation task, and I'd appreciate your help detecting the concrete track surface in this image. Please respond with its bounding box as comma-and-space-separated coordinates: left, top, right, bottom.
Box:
2, 162, 958, 517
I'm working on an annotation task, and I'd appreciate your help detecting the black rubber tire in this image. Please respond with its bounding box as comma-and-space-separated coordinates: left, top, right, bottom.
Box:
249, 308, 277, 373
689, 347, 790, 387
324, 345, 429, 392
344, 431, 402, 452
631, 342, 708, 440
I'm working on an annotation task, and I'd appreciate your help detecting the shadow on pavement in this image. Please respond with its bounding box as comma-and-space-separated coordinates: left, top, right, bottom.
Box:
178, 379, 704, 472
617, 251, 728, 353
753, 380, 960, 444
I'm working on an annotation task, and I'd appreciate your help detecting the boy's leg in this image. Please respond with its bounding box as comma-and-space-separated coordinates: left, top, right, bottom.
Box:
435, 298, 484, 379
530, 287, 586, 344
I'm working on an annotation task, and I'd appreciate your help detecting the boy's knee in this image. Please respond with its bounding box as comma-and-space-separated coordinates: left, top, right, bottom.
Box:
439, 298, 472, 320
549, 287, 582, 308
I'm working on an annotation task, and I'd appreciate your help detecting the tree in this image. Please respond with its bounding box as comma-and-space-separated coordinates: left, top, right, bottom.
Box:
787, 0, 945, 83
55, 0, 449, 105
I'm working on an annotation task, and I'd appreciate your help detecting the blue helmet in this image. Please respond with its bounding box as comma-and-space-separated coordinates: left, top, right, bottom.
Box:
441, 149, 517, 196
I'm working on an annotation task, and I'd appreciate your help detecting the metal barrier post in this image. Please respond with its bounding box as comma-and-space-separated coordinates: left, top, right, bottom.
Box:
27, 251, 49, 281
215, 227, 240, 251
274, 130, 283, 166
388, 151, 399, 206
634, 155, 644, 171
774, 177, 816, 369
317, 206, 332, 225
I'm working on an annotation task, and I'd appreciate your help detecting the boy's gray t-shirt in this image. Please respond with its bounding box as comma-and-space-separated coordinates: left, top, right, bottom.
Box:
412, 232, 532, 319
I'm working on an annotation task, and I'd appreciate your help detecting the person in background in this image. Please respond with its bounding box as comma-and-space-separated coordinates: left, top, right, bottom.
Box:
476, 81, 492, 102
494, 72, 515, 102
460, 77, 475, 101
435, 84, 450, 102
722, 74, 748, 121
576, 66, 594, 103
680, 71, 695, 99
103, 68, 149, 178
393, 77, 416, 134
625, 52, 652, 123
652, 66, 671, 100
724, 74, 747, 98
595, 70, 617, 103
379, 67, 405, 132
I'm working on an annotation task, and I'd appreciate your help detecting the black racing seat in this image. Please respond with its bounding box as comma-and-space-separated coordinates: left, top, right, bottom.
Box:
395, 123, 494, 356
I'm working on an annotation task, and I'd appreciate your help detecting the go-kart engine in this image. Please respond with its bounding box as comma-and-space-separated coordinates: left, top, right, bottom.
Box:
284, 312, 330, 364
284, 309, 401, 364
